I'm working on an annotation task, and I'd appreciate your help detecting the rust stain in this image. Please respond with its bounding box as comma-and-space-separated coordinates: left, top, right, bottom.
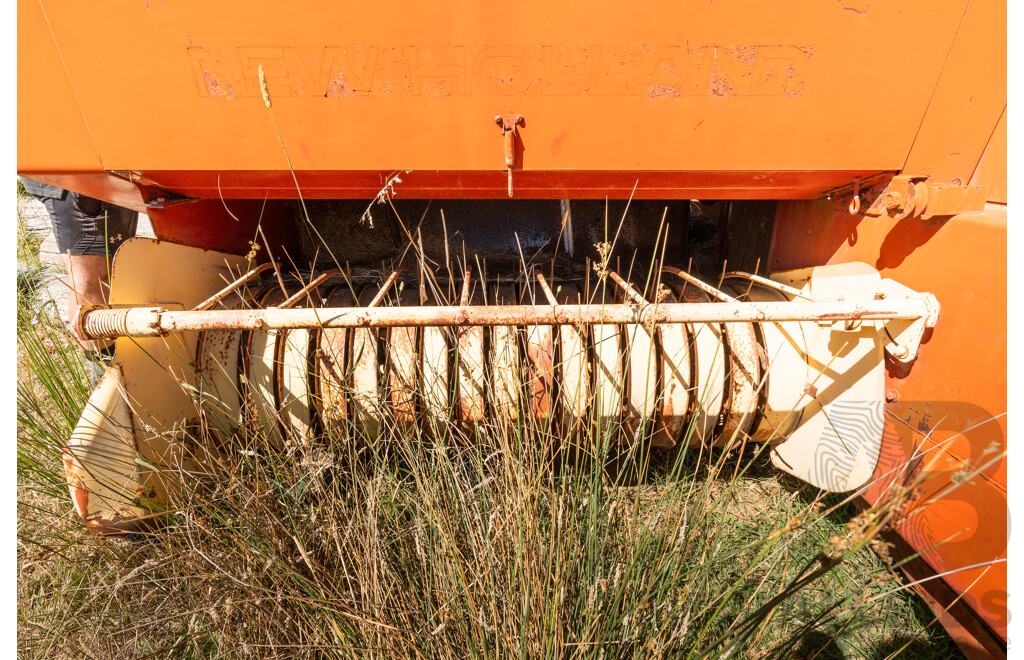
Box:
837, 0, 870, 14
388, 326, 419, 423
731, 46, 759, 64
201, 70, 237, 99
708, 72, 736, 97
525, 327, 555, 418
326, 72, 356, 98
648, 84, 681, 98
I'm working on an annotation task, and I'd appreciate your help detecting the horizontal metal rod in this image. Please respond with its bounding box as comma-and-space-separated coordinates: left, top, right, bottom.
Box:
81, 296, 939, 339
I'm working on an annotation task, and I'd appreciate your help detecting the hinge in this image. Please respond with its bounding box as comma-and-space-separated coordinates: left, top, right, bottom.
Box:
860, 175, 989, 220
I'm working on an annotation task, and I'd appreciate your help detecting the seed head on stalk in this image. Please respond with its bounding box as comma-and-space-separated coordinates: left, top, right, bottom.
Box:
259, 64, 272, 109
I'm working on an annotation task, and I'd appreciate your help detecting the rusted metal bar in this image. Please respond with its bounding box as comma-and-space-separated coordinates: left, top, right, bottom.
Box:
608, 270, 648, 305
192, 263, 275, 311
368, 269, 405, 308
662, 266, 736, 303
535, 273, 558, 306
280, 269, 341, 309
460, 266, 473, 306
80, 296, 940, 339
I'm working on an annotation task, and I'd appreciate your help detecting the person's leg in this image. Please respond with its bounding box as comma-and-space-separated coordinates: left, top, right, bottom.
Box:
42, 191, 138, 352
61, 253, 114, 352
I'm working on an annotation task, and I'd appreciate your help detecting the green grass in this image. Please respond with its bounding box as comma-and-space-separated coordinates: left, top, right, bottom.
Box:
16, 221, 963, 659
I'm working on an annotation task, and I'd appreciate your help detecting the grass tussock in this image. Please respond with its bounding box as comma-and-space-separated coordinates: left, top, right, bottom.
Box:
17, 225, 961, 659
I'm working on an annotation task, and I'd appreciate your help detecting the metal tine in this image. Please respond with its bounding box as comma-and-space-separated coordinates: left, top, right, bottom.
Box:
460, 266, 473, 306
725, 270, 829, 302
662, 265, 736, 303
369, 269, 405, 308
535, 272, 558, 306
279, 268, 341, 309
192, 262, 275, 311
607, 270, 648, 306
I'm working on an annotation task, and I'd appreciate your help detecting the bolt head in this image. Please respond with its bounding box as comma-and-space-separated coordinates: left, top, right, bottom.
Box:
885, 389, 899, 403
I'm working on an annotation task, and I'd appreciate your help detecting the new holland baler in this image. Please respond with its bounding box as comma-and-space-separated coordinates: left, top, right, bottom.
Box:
18, 0, 1007, 654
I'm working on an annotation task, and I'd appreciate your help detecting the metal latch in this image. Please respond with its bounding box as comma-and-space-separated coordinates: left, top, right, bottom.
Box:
494, 113, 524, 198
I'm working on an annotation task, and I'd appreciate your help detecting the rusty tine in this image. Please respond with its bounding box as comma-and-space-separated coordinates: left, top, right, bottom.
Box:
369, 269, 406, 308
460, 266, 473, 306
535, 273, 558, 306
192, 263, 275, 311
280, 269, 341, 309
608, 270, 648, 306
725, 270, 828, 302
662, 265, 736, 303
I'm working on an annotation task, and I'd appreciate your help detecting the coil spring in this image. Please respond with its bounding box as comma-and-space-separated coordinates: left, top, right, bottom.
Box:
81, 307, 132, 339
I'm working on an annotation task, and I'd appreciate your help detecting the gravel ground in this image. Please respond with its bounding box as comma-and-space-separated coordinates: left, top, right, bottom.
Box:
18, 195, 154, 322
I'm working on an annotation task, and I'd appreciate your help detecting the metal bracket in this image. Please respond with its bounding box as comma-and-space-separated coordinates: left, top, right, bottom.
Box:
877, 278, 940, 364
494, 113, 524, 197
863, 175, 989, 220
107, 170, 201, 209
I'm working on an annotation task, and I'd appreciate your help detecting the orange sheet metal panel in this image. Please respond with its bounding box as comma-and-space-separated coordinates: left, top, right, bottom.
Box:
970, 107, 1007, 204
19, 0, 971, 199
901, 0, 1007, 185
16, 0, 102, 173
771, 200, 1008, 641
